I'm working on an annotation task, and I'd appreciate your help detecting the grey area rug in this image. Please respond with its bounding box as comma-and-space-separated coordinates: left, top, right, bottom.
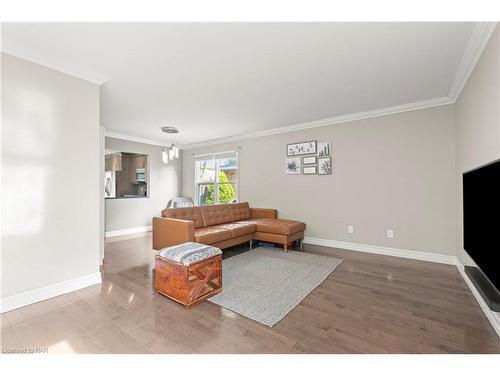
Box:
208, 247, 343, 327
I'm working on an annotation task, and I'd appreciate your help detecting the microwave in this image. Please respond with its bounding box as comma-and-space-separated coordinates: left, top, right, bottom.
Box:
136, 168, 146, 182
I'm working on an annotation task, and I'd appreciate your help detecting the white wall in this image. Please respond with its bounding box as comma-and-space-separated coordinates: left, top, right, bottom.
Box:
455, 25, 500, 265
1, 54, 101, 305
99, 126, 105, 262
183, 104, 457, 256
454, 26, 500, 324
104, 137, 182, 233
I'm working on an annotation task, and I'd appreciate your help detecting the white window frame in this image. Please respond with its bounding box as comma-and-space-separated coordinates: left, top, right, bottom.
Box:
194, 151, 239, 206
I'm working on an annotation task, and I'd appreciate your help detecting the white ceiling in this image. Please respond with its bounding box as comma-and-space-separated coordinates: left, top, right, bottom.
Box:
2, 22, 477, 146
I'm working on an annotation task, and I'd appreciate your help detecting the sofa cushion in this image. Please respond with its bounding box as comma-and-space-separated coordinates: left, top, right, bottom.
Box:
238, 218, 306, 235
194, 226, 232, 244
162, 206, 205, 228
211, 222, 257, 238
200, 204, 233, 226
228, 202, 251, 221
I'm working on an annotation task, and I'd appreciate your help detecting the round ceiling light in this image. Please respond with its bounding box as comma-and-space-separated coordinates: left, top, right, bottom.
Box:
161, 126, 179, 134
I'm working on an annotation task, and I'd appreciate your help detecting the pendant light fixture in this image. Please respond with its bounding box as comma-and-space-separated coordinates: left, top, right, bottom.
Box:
161, 126, 180, 164
162, 148, 169, 164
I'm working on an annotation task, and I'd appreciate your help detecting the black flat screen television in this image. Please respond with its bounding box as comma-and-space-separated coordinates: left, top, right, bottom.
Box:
463, 159, 500, 293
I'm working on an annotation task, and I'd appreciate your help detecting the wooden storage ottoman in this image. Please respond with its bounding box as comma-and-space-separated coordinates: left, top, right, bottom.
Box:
154, 242, 222, 308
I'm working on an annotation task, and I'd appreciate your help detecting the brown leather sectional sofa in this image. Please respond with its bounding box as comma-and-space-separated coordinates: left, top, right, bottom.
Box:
152, 202, 306, 253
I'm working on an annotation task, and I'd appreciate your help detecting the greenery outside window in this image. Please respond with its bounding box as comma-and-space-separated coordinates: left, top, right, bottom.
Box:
195, 151, 239, 205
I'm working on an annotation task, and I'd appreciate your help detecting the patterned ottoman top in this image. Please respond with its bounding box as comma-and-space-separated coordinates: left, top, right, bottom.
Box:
158, 242, 222, 266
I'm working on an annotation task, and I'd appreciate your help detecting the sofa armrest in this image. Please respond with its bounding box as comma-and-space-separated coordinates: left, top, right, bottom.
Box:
250, 208, 278, 219
152, 217, 195, 250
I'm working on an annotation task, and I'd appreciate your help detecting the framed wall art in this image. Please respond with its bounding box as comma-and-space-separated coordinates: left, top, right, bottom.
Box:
318, 157, 332, 175
285, 157, 301, 174
303, 156, 317, 165
286, 141, 317, 156
317, 141, 331, 157
303, 166, 317, 175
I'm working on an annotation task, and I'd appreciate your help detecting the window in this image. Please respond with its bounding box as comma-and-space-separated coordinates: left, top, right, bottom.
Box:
195, 151, 239, 205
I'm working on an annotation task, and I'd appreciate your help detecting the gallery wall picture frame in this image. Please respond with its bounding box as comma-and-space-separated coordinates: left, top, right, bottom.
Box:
303, 156, 317, 165
285, 157, 301, 174
318, 157, 332, 175
318, 141, 332, 157
303, 166, 317, 175
286, 141, 317, 156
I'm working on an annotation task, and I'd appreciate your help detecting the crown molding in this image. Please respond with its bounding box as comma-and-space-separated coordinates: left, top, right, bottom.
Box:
104, 131, 165, 147
180, 96, 453, 149
448, 22, 497, 101
1, 48, 108, 85
5, 23, 494, 149
104, 96, 452, 150
106, 23, 495, 150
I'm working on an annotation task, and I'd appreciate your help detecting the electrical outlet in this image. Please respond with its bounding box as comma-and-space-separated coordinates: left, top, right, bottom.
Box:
386, 229, 394, 239
348, 225, 354, 234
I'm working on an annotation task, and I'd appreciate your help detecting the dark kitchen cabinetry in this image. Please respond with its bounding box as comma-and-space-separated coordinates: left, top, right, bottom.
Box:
105, 152, 148, 199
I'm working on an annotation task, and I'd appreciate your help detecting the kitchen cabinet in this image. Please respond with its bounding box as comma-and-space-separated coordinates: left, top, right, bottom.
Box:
135, 155, 146, 170
105, 153, 122, 171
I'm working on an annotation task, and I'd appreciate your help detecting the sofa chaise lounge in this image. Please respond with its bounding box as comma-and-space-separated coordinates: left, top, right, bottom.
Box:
152, 202, 305, 253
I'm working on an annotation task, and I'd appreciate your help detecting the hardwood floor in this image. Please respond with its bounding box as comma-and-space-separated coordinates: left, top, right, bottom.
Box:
1, 233, 499, 353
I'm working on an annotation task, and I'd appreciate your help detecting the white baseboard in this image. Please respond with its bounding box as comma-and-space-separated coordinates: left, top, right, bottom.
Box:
105, 225, 152, 238
303, 236, 499, 338
303, 237, 457, 265
0, 272, 102, 313
455, 261, 500, 338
